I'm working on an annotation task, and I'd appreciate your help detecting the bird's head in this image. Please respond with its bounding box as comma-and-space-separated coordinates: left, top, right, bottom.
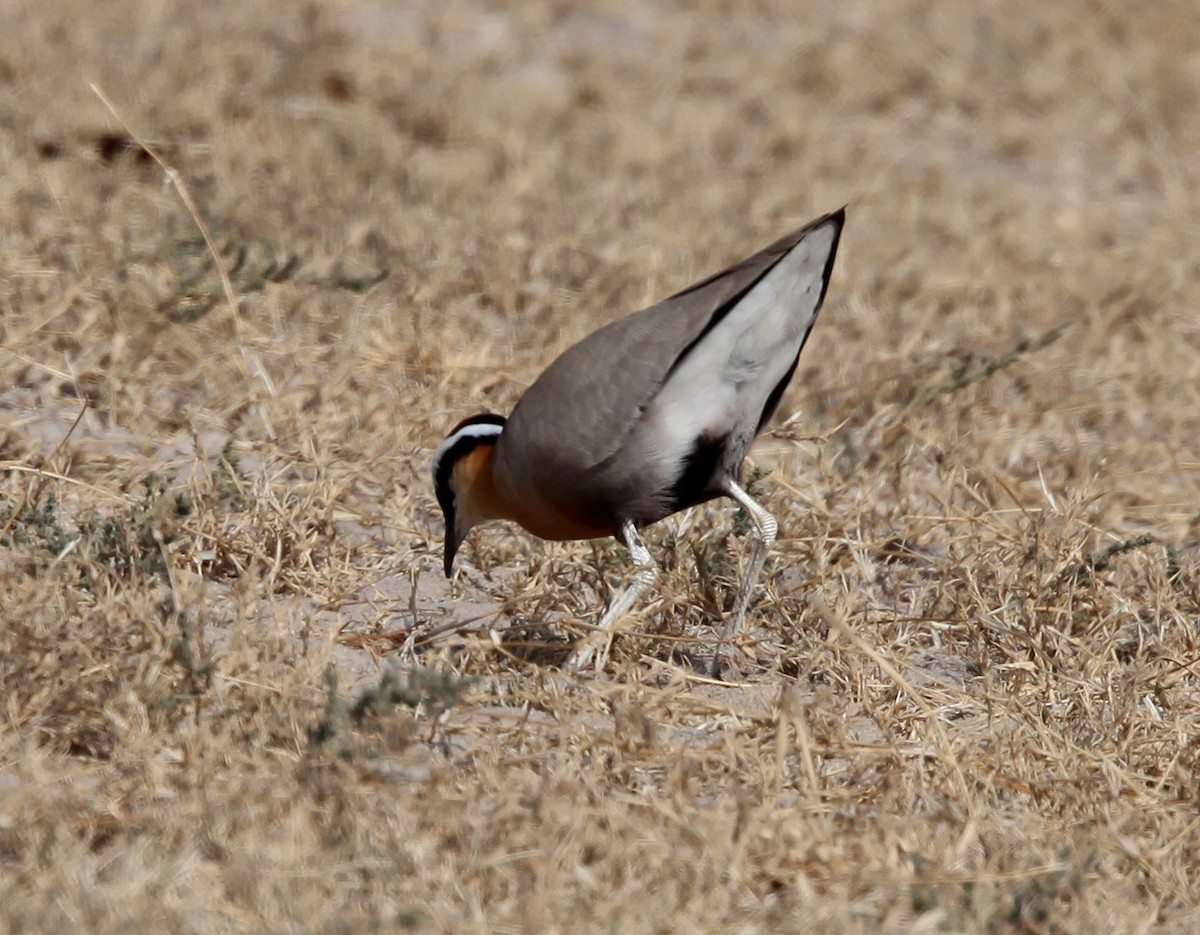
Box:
432, 413, 507, 576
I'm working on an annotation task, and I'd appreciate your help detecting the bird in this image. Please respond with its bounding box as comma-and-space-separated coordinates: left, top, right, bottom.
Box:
433, 207, 845, 674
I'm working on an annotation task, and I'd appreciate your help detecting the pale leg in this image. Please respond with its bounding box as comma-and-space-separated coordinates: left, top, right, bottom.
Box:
712, 479, 777, 675
567, 519, 657, 672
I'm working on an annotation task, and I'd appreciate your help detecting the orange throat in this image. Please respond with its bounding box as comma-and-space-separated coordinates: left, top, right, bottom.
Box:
453, 442, 609, 542
454, 442, 507, 522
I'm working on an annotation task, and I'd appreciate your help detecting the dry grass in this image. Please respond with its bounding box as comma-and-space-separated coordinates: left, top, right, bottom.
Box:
3, 0, 1200, 930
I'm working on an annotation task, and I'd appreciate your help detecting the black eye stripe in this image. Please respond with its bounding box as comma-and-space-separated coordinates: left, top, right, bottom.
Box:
432, 416, 506, 515
434, 441, 460, 507
434, 434, 493, 511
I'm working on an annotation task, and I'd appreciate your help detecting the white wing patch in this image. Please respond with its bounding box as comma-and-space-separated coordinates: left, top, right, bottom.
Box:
637, 221, 838, 483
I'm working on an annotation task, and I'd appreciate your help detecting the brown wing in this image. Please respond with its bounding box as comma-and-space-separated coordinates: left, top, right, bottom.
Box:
502, 211, 842, 463
493, 209, 845, 531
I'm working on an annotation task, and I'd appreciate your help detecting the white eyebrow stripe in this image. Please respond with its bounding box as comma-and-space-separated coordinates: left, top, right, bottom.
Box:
433, 422, 504, 470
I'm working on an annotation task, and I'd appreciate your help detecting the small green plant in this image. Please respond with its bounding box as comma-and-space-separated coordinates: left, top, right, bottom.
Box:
213, 438, 248, 511
1054, 533, 1157, 587
1, 477, 189, 588
907, 849, 1091, 934
77, 476, 190, 585
159, 603, 216, 722
350, 666, 472, 722
888, 318, 1075, 408
157, 217, 389, 323
0, 494, 72, 554
309, 665, 474, 752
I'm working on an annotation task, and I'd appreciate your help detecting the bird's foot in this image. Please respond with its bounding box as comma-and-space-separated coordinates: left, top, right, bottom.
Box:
565, 636, 608, 674
709, 642, 753, 681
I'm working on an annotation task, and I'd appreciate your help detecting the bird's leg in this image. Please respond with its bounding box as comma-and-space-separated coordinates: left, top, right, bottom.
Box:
567, 519, 657, 673
713, 479, 778, 676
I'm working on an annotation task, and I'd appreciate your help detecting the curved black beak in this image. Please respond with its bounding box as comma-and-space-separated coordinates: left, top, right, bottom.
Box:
443, 525, 461, 578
